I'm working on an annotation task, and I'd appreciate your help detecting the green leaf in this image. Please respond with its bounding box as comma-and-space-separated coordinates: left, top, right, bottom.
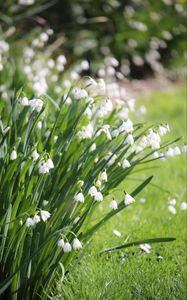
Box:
97, 237, 176, 254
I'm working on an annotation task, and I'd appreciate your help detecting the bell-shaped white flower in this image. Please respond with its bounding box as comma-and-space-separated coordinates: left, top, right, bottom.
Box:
40, 210, 51, 222
119, 119, 133, 133
74, 192, 84, 203
168, 198, 176, 206
113, 229, 121, 237
33, 215, 40, 224
105, 152, 117, 166
57, 239, 65, 248
90, 143, 96, 151
100, 171, 107, 182
10, 150, 17, 160
88, 186, 97, 197
182, 144, 187, 153
147, 130, 160, 150
112, 129, 119, 138
32, 149, 39, 161
38, 162, 49, 174
124, 193, 135, 206
173, 146, 181, 156
63, 242, 72, 253
26, 217, 35, 228
20, 96, 29, 106
94, 191, 103, 202
97, 125, 112, 140
46, 158, 54, 170
72, 87, 88, 100
77, 123, 94, 139
109, 200, 118, 210
165, 147, 174, 157
28, 99, 43, 112
122, 159, 131, 169
73, 238, 82, 250
37, 121, 42, 129
158, 125, 168, 136
140, 243, 151, 254
180, 202, 187, 210
168, 205, 176, 215
97, 78, 106, 94
43, 200, 49, 206
125, 134, 134, 145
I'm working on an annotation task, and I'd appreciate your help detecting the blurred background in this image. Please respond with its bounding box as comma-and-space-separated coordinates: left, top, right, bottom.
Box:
0, 0, 186, 82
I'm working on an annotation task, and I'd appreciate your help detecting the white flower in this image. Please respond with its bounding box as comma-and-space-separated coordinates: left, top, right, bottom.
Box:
33, 215, 40, 224
72, 87, 88, 100
40, 32, 48, 43
168, 205, 176, 215
90, 143, 96, 151
77, 123, 94, 139
97, 78, 106, 94
38, 162, 49, 174
117, 108, 129, 120
119, 119, 133, 133
100, 171, 107, 182
46, 158, 54, 170
10, 150, 17, 160
37, 121, 42, 129
94, 191, 103, 202
135, 145, 144, 154
73, 238, 82, 250
158, 125, 169, 136
105, 152, 117, 166
124, 193, 135, 206
57, 55, 66, 65
153, 151, 159, 158
57, 239, 65, 248
109, 200, 118, 210
97, 125, 112, 140
26, 217, 35, 227
28, 99, 43, 112
168, 198, 176, 206
63, 242, 72, 253
20, 96, 29, 106
54, 135, 58, 143
125, 134, 134, 145
140, 244, 151, 254
113, 229, 121, 237
180, 202, 187, 211
43, 200, 49, 206
147, 130, 160, 150
112, 129, 119, 138
165, 147, 174, 157
84, 107, 92, 119
182, 144, 187, 153
40, 210, 51, 221
173, 146, 181, 156
105, 99, 113, 112
122, 159, 131, 169
32, 149, 39, 161
88, 186, 97, 197
74, 192, 84, 203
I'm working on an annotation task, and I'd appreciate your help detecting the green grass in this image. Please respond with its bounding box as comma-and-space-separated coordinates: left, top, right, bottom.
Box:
57, 84, 187, 300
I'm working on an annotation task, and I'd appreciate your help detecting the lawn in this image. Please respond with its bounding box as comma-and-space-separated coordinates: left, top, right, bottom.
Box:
58, 84, 187, 300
